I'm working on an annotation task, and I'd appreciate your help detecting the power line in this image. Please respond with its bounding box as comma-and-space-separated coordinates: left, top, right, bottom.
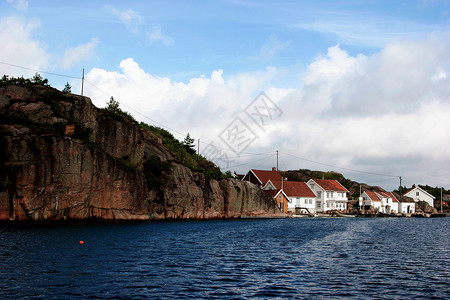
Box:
0, 61, 80, 79
228, 154, 276, 169
83, 79, 187, 137
279, 151, 399, 178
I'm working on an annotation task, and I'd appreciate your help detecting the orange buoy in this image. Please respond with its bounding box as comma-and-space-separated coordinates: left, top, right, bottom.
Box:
79, 240, 85, 244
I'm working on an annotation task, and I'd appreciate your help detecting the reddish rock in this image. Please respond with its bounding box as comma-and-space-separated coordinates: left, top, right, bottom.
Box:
0, 84, 282, 221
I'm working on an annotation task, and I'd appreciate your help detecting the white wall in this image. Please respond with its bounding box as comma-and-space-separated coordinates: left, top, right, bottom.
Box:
399, 202, 416, 214
287, 196, 316, 213
405, 187, 435, 207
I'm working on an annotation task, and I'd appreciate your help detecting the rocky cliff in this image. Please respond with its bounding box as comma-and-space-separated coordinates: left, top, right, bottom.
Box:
0, 84, 282, 221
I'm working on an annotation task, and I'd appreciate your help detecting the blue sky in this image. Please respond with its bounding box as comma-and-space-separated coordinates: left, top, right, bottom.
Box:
1, 0, 450, 191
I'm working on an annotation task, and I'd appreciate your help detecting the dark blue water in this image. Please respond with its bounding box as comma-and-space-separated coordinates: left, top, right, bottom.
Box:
0, 218, 449, 299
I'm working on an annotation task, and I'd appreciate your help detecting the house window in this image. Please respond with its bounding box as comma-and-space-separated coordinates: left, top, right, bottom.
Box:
327, 202, 330, 208
317, 191, 322, 198
309, 199, 313, 204
311, 184, 314, 189
279, 195, 282, 199
316, 201, 321, 208
416, 192, 419, 196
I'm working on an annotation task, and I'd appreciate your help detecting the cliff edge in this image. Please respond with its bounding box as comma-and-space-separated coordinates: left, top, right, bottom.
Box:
0, 83, 282, 221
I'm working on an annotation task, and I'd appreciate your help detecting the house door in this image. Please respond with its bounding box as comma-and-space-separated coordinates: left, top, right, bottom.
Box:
386, 205, 391, 214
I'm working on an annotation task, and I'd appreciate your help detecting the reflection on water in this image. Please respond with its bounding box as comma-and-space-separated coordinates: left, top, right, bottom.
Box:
0, 218, 449, 299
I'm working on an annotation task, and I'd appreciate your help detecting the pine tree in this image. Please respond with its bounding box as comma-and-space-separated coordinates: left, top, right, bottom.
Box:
31, 73, 49, 85
106, 96, 120, 113
182, 133, 196, 154
62, 82, 72, 93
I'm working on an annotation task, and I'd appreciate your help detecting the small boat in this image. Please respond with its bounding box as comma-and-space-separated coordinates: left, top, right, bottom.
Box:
336, 213, 356, 218
291, 214, 313, 218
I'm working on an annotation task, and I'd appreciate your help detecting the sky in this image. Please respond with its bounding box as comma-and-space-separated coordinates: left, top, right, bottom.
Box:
1, 0, 449, 191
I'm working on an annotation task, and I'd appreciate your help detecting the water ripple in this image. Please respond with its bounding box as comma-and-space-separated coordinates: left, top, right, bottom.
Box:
0, 218, 449, 299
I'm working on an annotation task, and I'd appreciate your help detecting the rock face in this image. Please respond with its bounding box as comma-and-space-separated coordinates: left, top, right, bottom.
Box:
0, 84, 281, 221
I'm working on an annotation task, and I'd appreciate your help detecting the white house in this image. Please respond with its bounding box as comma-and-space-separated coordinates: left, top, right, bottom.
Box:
361, 191, 399, 213
283, 181, 317, 214
361, 191, 382, 212
306, 179, 348, 212
404, 186, 435, 208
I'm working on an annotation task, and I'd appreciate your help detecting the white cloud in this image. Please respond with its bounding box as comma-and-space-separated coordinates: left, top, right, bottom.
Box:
105, 6, 173, 46
105, 5, 143, 33
296, 13, 444, 48
260, 34, 290, 60
7, 0, 28, 10
0, 16, 49, 77
277, 35, 450, 189
147, 26, 174, 46
83, 34, 450, 190
60, 38, 99, 70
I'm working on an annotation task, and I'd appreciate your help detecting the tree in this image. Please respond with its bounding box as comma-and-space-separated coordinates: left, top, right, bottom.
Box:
62, 82, 72, 93
182, 133, 196, 155
106, 96, 120, 113
103, 96, 135, 121
31, 73, 49, 85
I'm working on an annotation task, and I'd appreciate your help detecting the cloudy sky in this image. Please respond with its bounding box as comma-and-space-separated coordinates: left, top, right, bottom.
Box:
1, 0, 449, 191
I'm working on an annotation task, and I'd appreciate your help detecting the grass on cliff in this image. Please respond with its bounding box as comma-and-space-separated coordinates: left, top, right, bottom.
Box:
98, 96, 227, 180
139, 122, 231, 181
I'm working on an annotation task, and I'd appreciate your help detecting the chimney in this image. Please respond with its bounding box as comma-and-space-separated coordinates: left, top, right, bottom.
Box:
272, 167, 276, 171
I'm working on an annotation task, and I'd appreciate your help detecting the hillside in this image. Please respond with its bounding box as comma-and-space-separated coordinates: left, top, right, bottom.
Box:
0, 76, 282, 221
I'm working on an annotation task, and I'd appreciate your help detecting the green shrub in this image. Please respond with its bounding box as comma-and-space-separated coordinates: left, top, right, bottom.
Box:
103, 97, 135, 122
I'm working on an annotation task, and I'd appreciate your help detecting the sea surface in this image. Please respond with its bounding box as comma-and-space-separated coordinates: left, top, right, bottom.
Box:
0, 218, 449, 299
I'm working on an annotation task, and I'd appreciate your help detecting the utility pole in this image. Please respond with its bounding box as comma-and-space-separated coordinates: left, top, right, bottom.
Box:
198, 138, 200, 155
276, 150, 279, 171
441, 187, 443, 213
360, 184, 362, 211
399, 176, 402, 203
81, 68, 84, 96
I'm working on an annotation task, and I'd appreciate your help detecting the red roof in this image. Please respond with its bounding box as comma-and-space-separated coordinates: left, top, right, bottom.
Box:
283, 181, 316, 198
266, 180, 282, 189
365, 191, 381, 201
250, 169, 282, 185
313, 179, 348, 192
378, 191, 398, 202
